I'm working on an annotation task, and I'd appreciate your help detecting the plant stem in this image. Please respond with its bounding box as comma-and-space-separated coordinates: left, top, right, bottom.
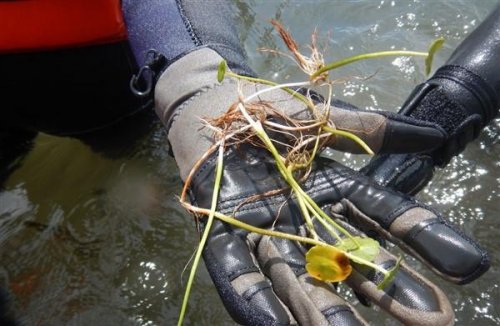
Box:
311, 50, 427, 80
322, 126, 374, 155
297, 186, 359, 245
237, 101, 359, 246
345, 252, 389, 276
294, 179, 319, 240
177, 143, 225, 326
303, 199, 342, 243
181, 200, 326, 248
184, 204, 389, 276
238, 103, 320, 238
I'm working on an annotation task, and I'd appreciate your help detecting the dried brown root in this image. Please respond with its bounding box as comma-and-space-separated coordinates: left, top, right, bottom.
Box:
270, 20, 326, 81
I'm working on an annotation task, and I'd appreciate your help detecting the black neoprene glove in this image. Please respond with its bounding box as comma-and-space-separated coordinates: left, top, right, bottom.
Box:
363, 3, 500, 194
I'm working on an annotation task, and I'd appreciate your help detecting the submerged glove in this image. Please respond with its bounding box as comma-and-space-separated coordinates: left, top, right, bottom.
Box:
363, 3, 500, 194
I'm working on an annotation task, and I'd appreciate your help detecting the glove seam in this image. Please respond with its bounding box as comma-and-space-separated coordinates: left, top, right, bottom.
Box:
167, 79, 236, 137
404, 218, 443, 240
175, 0, 202, 46
228, 266, 261, 281
385, 202, 421, 229
241, 281, 273, 301
321, 305, 353, 316
166, 84, 211, 135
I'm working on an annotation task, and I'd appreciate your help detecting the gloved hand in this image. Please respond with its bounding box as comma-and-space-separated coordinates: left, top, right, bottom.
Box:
154, 47, 489, 325
123, 1, 490, 324
362, 3, 500, 194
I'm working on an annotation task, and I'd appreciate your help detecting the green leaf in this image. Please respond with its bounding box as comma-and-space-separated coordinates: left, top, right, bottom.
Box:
336, 236, 380, 263
305, 245, 352, 282
217, 60, 227, 83
425, 37, 445, 76
377, 256, 402, 290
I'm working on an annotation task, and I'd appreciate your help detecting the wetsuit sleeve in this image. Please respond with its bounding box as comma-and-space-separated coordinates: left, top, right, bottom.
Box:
121, 0, 254, 75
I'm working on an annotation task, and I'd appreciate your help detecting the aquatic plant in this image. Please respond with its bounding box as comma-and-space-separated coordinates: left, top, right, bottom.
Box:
176, 20, 444, 325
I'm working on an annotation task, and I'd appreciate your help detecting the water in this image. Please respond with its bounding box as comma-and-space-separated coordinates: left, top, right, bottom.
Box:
1, 1, 499, 325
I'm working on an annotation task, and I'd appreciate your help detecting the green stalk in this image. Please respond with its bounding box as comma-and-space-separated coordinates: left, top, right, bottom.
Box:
177, 143, 225, 326
210, 209, 388, 276
238, 102, 358, 245
303, 199, 342, 243
294, 179, 319, 240
262, 138, 355, 243
238, 103, 319, 238
183, 201, 390, 282
183, 202, 323, 247
214, 210, 325, 247
297, 186, 358, 245
344, 252, 390, 276
311, 50, 428, 80
322, 126, 374, 155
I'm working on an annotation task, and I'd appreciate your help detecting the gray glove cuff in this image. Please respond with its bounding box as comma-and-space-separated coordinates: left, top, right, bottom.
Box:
155, 48, 240, 180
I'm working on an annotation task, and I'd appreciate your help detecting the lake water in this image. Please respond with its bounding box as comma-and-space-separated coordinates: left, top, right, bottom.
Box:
1, 1, 498, 325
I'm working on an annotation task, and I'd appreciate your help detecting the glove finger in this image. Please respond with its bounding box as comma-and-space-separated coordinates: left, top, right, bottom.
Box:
335, 197, 489, 284
257, 233, 368, 326
361, 153, 435, 195
326, 102, 447, 154
311, 158, 489, 283
203, 222, 297, 325
314, 218, 454, 326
